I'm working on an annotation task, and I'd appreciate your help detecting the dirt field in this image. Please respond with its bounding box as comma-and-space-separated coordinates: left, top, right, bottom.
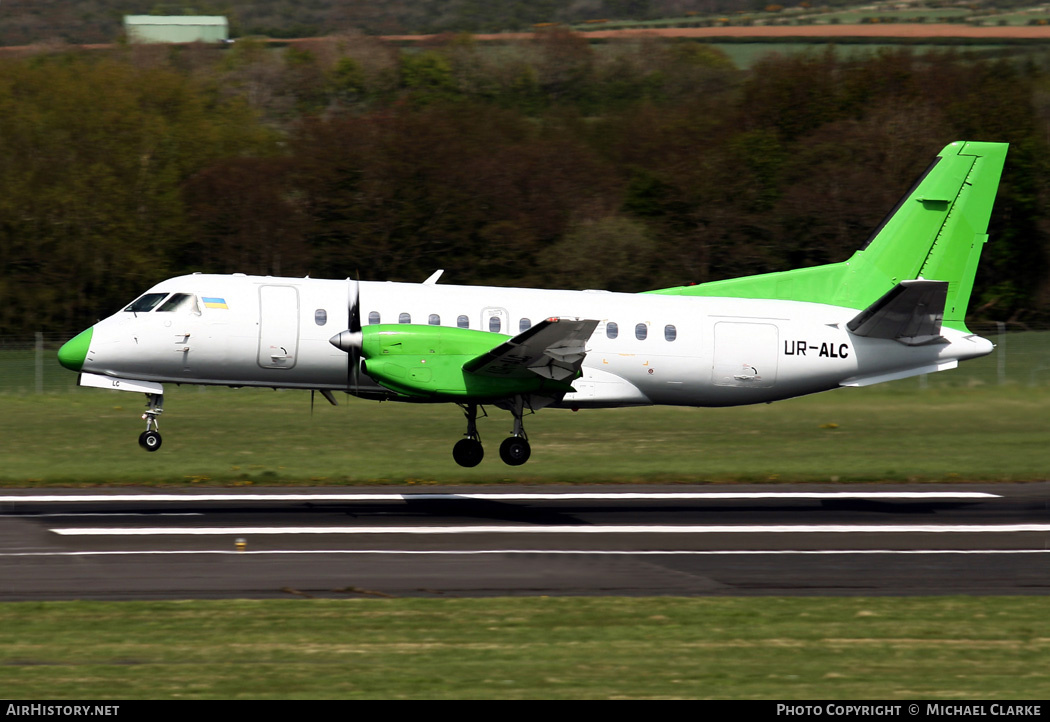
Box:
4, 23, 1049, 55
381, 23, 1050, 42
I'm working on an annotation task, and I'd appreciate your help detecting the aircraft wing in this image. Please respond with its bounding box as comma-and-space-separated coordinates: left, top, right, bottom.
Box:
463, 318, 599, 382
846, 279, 948, 346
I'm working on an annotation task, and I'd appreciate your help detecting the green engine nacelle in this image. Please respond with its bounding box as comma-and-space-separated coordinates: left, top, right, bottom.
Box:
360, 324, 577, 400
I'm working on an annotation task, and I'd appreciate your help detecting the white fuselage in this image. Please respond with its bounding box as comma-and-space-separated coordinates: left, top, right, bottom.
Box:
79, 273, 994, 408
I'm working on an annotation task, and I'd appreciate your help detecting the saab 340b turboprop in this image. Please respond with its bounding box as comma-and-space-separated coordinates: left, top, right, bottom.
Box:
58, 141, 1007, 467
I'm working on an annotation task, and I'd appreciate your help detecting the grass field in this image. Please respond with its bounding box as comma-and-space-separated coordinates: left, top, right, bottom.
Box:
0, 381, 1047, 486
1, 597, 1048, 699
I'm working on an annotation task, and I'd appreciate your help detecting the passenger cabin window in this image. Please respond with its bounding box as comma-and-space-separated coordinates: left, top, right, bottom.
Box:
635, 323, 648, 341
606, 321, 618, 339
489, 316, 501, 333
664, 324, 676, 342
368, 311, 380, 325
399, 313, 411, 324
519, 318, 531, 333
124, 293, 167, 313
429, 314, 441, 326
157, 293, 198, 314
315, 309, 328, 326
457, 315, 469, 329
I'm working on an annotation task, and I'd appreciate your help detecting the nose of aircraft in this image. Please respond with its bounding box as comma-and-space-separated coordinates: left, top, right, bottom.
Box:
58, 327, 93, 371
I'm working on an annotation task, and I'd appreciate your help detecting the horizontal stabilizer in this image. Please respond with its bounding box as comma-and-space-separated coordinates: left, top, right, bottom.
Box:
464, 318, 599, 382
847, 280, 948, 346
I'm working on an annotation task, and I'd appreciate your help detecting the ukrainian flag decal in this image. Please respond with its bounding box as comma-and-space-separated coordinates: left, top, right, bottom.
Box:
203, 297, 229, 309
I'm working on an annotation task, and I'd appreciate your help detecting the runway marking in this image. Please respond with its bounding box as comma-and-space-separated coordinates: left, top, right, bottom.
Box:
0, 491, 1001, 503
0, 513, 202, 518
2, 549, 1049, 557
49, 523, 1050, 536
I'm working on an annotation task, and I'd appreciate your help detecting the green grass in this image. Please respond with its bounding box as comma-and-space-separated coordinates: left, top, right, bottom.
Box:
815, 8, 974, 24
0, 381, 1047, 486
0, 597, 1047, 699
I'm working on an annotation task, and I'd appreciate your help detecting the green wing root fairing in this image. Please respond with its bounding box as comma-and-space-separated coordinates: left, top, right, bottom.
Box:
360, 325, 577, 400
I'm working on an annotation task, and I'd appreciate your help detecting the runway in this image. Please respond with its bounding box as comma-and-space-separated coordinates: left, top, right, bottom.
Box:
0, 484, 1046, 600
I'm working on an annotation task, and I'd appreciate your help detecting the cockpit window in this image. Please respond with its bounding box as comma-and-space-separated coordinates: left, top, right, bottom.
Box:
157, 293, 197, 313
124, 293, 167, 313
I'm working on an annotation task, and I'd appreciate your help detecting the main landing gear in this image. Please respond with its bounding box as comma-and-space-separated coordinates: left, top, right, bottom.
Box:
452, 403, 485, 467
452, 398, 532, 468
137, 393, 164, 452
499, 396, 531, 466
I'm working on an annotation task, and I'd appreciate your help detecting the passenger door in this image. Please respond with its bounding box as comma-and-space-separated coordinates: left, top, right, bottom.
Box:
258, 285, 300, 369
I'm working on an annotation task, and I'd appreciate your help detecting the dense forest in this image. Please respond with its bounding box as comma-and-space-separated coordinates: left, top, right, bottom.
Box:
1, 32, 1049, 335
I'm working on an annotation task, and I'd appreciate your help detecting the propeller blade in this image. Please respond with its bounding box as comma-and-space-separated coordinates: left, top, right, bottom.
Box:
328, 278, 364, 395
348, 278, 361, 393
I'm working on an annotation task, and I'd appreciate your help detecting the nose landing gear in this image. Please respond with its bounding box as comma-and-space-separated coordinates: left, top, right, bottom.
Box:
138, 393, 164, 452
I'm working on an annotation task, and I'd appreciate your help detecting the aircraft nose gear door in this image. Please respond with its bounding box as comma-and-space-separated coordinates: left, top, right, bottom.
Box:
258, 285, 300, 369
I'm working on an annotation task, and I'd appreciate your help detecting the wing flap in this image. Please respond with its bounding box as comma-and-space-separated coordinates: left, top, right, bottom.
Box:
463, 318, 599, 382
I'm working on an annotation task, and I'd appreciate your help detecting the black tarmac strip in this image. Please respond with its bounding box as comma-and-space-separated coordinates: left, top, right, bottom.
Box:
0, 482, 1046, 600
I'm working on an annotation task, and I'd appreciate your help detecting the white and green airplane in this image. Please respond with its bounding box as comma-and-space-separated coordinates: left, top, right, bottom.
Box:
58, 141, 1007, 467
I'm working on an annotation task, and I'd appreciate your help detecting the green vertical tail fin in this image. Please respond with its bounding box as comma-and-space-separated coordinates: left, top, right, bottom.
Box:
648, 141, 1008, 331
842, 141, 1007, 330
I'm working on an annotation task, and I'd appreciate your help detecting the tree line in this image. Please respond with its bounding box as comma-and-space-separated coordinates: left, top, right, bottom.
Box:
1, 33, 1048, 336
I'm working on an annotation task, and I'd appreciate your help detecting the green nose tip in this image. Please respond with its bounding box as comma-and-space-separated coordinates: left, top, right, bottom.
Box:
58, 327, 93, 372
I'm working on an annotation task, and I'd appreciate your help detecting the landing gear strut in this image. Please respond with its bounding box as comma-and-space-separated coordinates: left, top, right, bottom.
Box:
452, 403, 484, 467
138, 392, 164, 452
